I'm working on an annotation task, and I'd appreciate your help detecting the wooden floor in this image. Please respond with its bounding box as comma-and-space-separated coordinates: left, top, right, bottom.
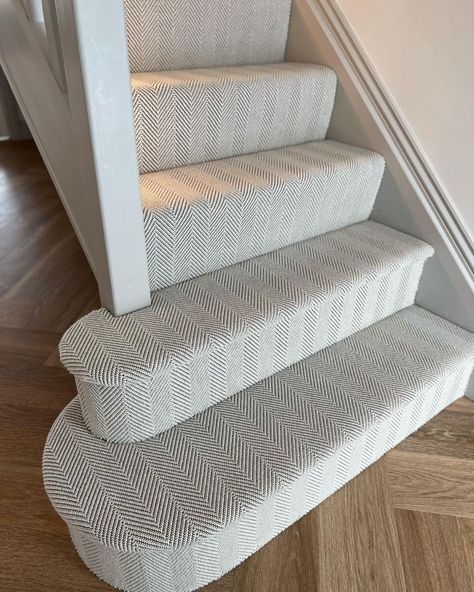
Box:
0, 140, 473, 592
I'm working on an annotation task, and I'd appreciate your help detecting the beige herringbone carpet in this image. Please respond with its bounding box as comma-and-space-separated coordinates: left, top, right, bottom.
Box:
1, 142, 473, 592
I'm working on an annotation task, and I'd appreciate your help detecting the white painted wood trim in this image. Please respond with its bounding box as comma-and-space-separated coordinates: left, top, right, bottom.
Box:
25, 0, 44, 22
55, 0, 151, 315
42, 0, 67, 90
0, 0, 151, 315
318, 0, 473, 279
287, 0, 474, 396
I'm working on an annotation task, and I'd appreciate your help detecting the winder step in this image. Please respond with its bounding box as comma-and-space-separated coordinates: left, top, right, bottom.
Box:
44, 306, 474, 592
59, 221, 433, 443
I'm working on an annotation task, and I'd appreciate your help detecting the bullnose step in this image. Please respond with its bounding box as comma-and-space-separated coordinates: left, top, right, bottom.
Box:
132, 63, 337, 173
141, 140, 385, 291
59, 221, 434, 443
44, 306, 474, 592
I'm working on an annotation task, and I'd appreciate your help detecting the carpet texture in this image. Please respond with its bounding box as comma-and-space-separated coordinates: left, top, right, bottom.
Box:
123, 0, 293, 73
141, 140, 385, 291
44, 306, 474, 592
132, 63, 337, 173
59, 221, 433, 443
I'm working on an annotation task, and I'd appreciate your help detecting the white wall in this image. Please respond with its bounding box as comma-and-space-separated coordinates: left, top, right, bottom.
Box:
336, 0, 474, 240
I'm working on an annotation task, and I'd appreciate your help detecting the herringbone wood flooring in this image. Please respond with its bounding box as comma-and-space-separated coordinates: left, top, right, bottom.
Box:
0, 140, 473, 592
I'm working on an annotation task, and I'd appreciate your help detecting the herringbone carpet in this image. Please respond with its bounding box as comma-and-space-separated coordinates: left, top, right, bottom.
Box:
140, 141, 384, 291
1, 141, 473, 592
59, 221, 432, 443
123, 0, 292, 73
131, 64, 337, 174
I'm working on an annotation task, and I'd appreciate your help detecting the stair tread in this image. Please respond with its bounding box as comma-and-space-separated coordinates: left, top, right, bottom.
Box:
60, 221, 433, 443
131, 63, 337, 174
44, 305, 474, 555
124, 0, 292, 74
141, 140, 385, 290
43, 3, 474, 590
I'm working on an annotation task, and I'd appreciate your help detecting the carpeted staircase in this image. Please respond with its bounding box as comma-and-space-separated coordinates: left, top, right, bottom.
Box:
43, 2, 474, 591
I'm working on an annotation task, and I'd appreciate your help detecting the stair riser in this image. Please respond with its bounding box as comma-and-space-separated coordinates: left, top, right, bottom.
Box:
124, 0, 292, 73
76, 258, 427, 442
143, 143, 385, 291
132, 65, 337, 173
67, 363, 472, 592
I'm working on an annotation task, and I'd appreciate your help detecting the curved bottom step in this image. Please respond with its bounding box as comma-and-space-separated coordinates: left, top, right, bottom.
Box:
43, 307, 474, 592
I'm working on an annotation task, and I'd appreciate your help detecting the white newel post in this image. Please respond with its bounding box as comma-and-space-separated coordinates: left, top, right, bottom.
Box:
53, 0, 151, 315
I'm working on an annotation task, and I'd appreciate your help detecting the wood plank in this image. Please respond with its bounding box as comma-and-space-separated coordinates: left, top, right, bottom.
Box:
0, 327, 59, 367
43, 346, 63, 369
0, 299, 37, 331
317, 461, 407, 592
2, 231, 98, 333
447, 398, 474, 415
395, 510, 474, 592
395, 402, 474, 460
203, 502, 320, 591
386, 451, 474, 519
0, 210, 72, 300
0, 140, 99, 332
0, 184, 59, 264
0, 365, 74, 466
0, 526, 109, 592
0, 463, 67, 536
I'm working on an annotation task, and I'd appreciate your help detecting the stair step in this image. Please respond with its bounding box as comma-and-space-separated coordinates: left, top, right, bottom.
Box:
44, 306, 474, 592
60, 221, 433, 443
142, 140, 385, 291
124, 0, 293, 74
132, 63, 337, 174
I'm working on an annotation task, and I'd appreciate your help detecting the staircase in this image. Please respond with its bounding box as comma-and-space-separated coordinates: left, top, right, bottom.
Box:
42, 2, 474, 591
